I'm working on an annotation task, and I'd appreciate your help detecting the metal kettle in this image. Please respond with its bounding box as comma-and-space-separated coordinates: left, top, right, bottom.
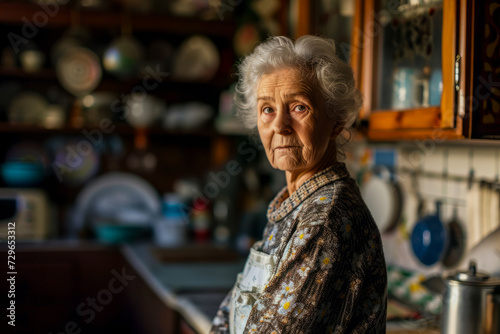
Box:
441, 261, 500, 334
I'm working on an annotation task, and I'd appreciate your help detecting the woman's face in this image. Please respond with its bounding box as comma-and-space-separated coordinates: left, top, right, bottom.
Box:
257, 68, 337, 173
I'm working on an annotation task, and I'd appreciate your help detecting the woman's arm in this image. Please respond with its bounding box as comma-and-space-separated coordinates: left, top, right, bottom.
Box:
243, 221, 386, 333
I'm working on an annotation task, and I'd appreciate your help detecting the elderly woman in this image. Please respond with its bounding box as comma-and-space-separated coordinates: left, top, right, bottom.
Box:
211, 35, 387, 334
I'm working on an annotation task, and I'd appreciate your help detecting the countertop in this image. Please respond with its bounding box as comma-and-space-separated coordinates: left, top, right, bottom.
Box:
9, 240, 440, 333
8, 240, 244, 334
121, 243, 245, 334
122, 244, 441, 334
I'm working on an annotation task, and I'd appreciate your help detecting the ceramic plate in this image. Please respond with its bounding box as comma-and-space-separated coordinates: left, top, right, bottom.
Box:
7, 91, 48, 124
70, 172, 161, 236
173, 35, 219, 82
56, 46, 102, 96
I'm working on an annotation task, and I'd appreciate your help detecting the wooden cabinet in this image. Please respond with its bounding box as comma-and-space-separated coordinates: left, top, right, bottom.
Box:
0, 246, 134, 333
0, 245, 204, 334
297, 0, 500, 141
354, 0, 500, 140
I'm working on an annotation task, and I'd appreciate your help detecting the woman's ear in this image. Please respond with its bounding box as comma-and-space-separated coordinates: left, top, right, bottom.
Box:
331, 125, 344, 139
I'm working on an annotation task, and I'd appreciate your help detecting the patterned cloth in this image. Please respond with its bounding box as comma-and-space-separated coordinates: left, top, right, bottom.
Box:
210, 163, 387, 333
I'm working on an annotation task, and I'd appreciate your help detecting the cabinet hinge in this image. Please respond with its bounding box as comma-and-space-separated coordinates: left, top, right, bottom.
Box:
455, 55, 461, 91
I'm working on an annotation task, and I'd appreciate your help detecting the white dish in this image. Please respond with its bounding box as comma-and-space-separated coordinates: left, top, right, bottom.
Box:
56, 46, 102, 96
172, 35, 219, 82
70, 172, 161, 237
8, 91, 48, 125
125, 93, 166, 128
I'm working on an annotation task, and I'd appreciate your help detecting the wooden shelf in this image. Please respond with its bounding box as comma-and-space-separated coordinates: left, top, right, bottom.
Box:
0, 3, 236, 38
0, 67, 56, 79
368, 128, 465, 141
0, 67, 234, 92
0, 122, 216, 137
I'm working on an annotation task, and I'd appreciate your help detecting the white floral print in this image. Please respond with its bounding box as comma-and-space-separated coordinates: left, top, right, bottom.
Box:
293, 229, 311, 247
248, 324, 258, 332
279, 280, 295, 296
297, 264, 311, 278
314, 195, 331, 205
264, 224, 279, 249
319, 250, 335, 270
278, 295, 296, 315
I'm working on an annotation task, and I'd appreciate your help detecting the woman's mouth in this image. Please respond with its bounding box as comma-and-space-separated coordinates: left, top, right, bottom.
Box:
273, 146, 300, 151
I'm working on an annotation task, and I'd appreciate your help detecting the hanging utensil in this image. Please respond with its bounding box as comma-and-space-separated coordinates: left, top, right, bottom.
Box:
436, 150, 464, 268
442, 207, 465, 268
466, 180, 482, 250
50, 7, 91, 67
102, 13, 144, 79
361, 165, 403, 233
56, 46, 102, 97
411, 200, 447, 266
53, 8, 100, 95
103, 35, 144, 79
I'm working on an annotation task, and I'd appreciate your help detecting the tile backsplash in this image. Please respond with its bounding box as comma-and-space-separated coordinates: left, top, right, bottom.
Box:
348, 141, 500, 277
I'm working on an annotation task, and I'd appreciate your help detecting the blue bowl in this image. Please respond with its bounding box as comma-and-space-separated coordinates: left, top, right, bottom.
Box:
94, 224, 150, 244
411, 214, 447, 266
1, 161, 45, 186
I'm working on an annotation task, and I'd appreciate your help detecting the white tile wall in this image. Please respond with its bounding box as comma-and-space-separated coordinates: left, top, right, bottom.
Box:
361, 143, 500, 275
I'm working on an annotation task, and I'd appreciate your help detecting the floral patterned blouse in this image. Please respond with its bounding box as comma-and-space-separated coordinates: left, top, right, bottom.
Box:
210, 163, 387, 334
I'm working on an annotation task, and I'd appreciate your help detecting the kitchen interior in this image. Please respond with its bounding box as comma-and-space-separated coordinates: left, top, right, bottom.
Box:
0, 0, 499, 333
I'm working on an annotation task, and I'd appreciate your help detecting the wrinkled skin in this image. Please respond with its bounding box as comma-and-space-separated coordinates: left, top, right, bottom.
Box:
257, 68, 341, 194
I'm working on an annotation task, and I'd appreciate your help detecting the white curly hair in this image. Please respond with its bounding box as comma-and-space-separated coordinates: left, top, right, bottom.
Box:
234, 35, 363, 159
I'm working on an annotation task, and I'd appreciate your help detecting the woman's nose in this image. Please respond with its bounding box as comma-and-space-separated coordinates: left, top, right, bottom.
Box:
273, 110, 292, 134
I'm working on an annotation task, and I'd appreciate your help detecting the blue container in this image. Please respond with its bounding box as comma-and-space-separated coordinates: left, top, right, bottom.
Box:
1, 161, 45, 186
94, 224, 150, 244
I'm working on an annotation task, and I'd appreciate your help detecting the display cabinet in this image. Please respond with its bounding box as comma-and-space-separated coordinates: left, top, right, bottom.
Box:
0, 1, 238, 234
297, 0, 500, 141
355, 0, 500, 140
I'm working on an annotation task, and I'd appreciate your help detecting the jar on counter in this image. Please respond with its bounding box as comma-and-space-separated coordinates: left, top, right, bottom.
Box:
153, 194, 188, 247
191, 198, 211, 243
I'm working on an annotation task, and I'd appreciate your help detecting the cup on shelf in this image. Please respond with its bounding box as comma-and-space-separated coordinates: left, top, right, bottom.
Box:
20, 50, 45, 72
392, 67, 417, 110
429, 69, 443, 106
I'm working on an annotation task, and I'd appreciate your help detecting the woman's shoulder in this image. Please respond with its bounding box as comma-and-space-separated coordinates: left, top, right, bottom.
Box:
296, 177, 378, 234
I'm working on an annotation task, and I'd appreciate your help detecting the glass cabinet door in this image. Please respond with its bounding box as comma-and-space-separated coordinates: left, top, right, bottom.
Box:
372, 0, 444, 111
311, 0, 356, 63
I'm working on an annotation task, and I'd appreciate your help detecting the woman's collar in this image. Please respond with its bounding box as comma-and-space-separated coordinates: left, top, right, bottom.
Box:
266, 162, 350, 222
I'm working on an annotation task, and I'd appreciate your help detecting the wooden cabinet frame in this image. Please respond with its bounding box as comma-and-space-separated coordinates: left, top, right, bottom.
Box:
354, 0, 472, 140
292, 0, 474, 140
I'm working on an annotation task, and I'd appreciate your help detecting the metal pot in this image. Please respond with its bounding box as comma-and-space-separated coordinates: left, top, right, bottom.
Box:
441, 261, 500, 334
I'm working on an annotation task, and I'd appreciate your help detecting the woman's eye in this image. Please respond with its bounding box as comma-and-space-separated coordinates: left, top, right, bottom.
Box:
263, 107, 273, 114
294, 105, 306, 112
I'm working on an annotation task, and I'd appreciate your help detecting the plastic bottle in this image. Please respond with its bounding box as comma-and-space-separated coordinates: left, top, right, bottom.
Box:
153, 194, 187, 247
191, 198, 211, 243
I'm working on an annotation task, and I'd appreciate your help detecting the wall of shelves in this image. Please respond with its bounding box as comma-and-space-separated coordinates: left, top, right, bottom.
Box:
0, 2, 236, 37
0, 0, 241, 236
